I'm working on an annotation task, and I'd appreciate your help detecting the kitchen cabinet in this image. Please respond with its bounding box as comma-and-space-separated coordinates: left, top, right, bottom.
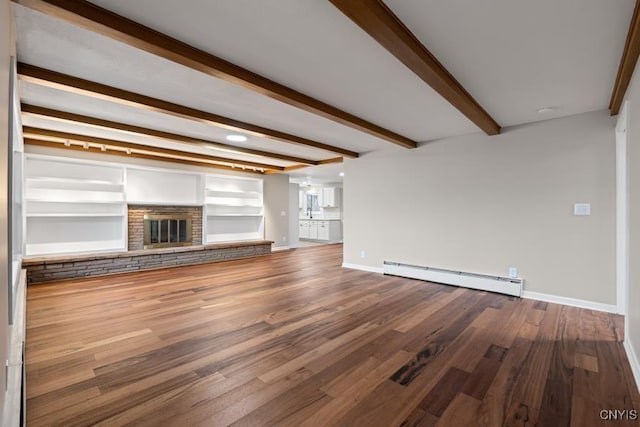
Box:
321, 187, 341, 208
317, 220, 330, 240
309, 220, 318, 239
299, 220, 310, 238
298, 219, 342, 242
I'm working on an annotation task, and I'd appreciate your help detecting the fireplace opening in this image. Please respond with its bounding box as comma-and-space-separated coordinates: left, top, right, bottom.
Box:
143, 214, 192, 249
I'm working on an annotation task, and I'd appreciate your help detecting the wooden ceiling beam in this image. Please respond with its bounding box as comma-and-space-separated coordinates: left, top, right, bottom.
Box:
13, 0, 416, 149
317, 157, 344, 165
22, 126, 282, 171
610, 0, 640, 115
329, 0, 501, 135
282, 164, 310, 172
18, 63, 360, 158
266, 156, 344, 174
24, 138, 261, 174
21, 103, 320, 165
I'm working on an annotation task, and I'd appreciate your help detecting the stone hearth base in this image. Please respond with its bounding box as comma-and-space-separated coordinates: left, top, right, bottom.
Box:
22, 240, 273, 284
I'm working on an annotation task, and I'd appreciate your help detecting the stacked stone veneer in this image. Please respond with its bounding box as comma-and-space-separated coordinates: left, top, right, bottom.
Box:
128, 205, 203, 250
23, 241, 272, 284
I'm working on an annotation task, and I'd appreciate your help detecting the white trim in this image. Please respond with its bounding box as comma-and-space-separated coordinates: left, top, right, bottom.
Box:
624, 339, 640, 393
3, 270, 26, 427
341, 263, 384, 274
616, 101, 630, 315
271, 246, 291, 252
522, 291, 617, 313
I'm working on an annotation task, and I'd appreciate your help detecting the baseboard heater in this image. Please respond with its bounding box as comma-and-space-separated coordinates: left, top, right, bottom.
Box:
383, 261, 523, 297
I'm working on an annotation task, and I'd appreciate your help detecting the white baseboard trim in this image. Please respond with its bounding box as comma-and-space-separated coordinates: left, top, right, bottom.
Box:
341, 263, 384, 274
271, 246, 291, 252
624, 339, 640, 393
339, 265, 618, 314
522, 291, 617, 313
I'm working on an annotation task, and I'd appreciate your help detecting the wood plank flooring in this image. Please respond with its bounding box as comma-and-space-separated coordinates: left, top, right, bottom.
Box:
26, 244, 640, 426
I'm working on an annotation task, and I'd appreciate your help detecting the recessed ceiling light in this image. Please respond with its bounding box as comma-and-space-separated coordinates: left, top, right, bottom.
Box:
226, 134, 247, 142
537, 107, 555, 114
339, 172, 344, 177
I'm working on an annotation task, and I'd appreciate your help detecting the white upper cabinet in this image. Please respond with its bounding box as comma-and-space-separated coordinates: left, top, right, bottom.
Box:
321, 187, 341, 208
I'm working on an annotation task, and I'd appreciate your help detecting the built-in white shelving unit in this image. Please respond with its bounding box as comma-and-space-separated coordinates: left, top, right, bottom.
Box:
24, 155, 127, 256
204, 174, 264, 243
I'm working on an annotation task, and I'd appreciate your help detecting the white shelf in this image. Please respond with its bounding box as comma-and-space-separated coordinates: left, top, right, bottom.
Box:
26, 178, 124, 192
26, 188, 125, 203
26, 213, 125, 218
204, 175, 264, 244
207, 214, 263, 217
24, 155, 127, 256
206, 189, 262, 199
26, 240, 126, 256
206, 232, 263, 243
205, 201, 263, 208
26, 176, 118, 185
25, 198, 125, 204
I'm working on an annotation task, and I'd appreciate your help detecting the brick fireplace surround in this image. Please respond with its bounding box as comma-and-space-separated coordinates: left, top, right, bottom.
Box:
127, 205, 203, 250
22, 205, 272, 284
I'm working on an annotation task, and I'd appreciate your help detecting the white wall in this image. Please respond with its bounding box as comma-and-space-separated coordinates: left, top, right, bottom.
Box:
289, 183, 300, 248
622, 63, 640, 385
345, 110, 616, 305
24, 145, 290, 247
263, 173, 290, 248
0, 0, 12, 413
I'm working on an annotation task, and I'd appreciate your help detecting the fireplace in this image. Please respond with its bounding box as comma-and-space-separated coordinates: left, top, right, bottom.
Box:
128, 206, 202, 251
143, 214, 192, 249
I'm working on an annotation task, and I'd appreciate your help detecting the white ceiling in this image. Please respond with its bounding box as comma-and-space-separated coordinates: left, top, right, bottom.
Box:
13, 0, 635, 181
19, 82, 332, 163
386, 0, 635, 126
289, 162, 345, 186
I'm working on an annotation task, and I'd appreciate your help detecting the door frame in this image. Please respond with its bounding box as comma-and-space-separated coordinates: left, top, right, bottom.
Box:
616, 101, 629, 320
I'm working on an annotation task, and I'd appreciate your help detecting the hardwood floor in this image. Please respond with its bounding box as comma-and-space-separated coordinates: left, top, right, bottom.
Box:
26, 245, 639, 426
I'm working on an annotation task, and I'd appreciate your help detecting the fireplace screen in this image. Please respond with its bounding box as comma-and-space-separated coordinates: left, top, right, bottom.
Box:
143, 214, 192, 249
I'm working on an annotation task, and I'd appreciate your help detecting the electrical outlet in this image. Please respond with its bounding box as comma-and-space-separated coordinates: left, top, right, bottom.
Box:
282, 236, 287, 242
280, 211, 286, 216
508, 267, 518, 278
360, 250, 366, 259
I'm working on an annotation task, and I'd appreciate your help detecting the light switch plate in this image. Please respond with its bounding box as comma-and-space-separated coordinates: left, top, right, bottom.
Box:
574, 203, 591, 216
